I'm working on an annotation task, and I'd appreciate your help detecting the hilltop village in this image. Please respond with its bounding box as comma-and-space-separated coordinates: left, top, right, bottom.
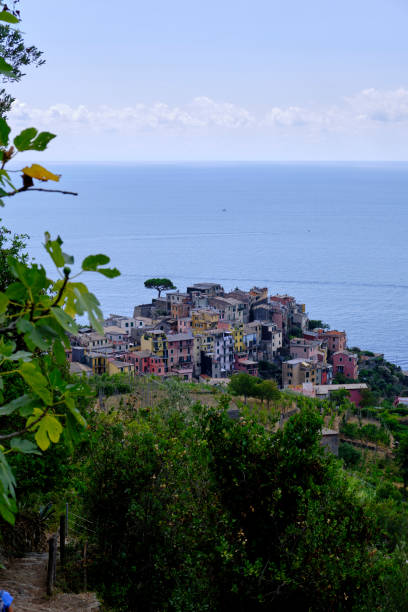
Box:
67, 282, 379, 406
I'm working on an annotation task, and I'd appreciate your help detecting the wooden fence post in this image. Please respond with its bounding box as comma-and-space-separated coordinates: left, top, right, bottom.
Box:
47, 535, 57, 595
83, 540, 88, 592
60, 514, 66, 567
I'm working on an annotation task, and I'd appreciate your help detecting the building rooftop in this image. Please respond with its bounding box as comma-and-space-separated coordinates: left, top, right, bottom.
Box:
190, 283, 222, 290
290, 337, 320, 346
130, 350, 152, 358
315, 383, 368, 393
87, 351, 108, 358
244, 321, 261, 330
323, 330, 345, 336
70, 362, 92, 374
237, 359, 258, 366
83, 332, 107, 341
104, 325, 127, 335
167, 333, 194, 342
109, 359, 132, 368
321, 428, 338, 436
285, 358, 313, 365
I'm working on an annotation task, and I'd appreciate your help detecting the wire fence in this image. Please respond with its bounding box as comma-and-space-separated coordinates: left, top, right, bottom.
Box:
47, 502, 96, 595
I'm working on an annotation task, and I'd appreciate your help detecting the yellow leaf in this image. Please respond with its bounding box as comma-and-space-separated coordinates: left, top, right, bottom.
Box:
22, 164, 60, 182
26, 409, 63, 451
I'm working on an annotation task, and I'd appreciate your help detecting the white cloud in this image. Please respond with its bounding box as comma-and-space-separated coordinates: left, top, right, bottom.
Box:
10, 89, 408, 135
7, 89, 408, 160
9, 96, 255, 132
345, 88, 408, 123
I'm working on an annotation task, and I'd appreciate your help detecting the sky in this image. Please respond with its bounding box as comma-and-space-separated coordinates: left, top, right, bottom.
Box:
6, 0, 408, 160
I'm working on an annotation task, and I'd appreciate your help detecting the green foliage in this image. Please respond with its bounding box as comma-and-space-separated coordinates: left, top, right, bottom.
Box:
359, 357, 408, 403
254, 378, 280, 406
257, 359, 282, 385
308, 319, 329, 330
0, 5, 120, 522
0, 222, 28, 291
395, 435, 408, 489
79, 401, 393, 611
360, 387, 379, 407
228, 372, 259, 403
340, 422, 390, 445
90, 373, 133, 397
330, 388, 350, 405
144, 277, 176, 297
13, 127, 55, 151
0, 14, 44, 116
338, 442, 361, 466
288, 324, 302, 338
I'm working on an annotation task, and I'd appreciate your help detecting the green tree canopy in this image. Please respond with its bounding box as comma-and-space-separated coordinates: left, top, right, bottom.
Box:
144, 277, 176, 298
255, 379, 280, 407
308, 319, 330, 330
229, 372, 259, 404
0, 5, 120, 524
0, 222, 28, 291
396, 435, 408, 490
0, 9, 44, 116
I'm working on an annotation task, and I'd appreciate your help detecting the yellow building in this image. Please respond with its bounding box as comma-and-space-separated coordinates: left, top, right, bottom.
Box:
231, 324, 245, 353
191, 309, 219, 334
86, 352, 107, 375
108, 360, 134, 375
140, 330, 168, 357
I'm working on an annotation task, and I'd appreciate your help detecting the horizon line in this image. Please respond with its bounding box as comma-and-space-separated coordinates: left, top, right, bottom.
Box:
11, 159, 408, 165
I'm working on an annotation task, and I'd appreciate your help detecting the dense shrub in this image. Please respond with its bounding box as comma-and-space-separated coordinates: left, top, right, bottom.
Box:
79, 401, 390, 611
340, 422, 390, 445
339, 442, 362, 466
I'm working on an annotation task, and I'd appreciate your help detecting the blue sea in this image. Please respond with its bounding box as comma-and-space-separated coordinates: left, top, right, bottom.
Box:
4, 162, 408, 368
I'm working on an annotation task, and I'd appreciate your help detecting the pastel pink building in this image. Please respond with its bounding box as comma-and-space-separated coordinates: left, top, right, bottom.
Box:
314, 383, 368, 407
177, 317, 192, 333
167, 333, 194, 371
317, 330, 347, 357
234, 355, 259, 377
124, 350, 151, 374
148, 355, 167, 376
124, 351, 166, 376
332, 351, 358, 380
270, 294, 295, 307
290, 338, 319, 362
217, 320, 231, 331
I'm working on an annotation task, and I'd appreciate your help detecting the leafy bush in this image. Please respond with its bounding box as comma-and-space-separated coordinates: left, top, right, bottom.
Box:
79, 401, 389, 611
339, 442, 361, 466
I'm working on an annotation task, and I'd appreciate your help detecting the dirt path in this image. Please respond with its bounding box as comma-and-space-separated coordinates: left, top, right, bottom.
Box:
0, 552, 100, 611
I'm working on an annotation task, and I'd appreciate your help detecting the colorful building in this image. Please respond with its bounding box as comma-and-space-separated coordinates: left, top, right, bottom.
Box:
282, 358, 318, 387
124, 350, 151, 374
167, 333, 194, 371
177, 317, 192, 333
234, 356, 259, 377
289, 338, 320, 362
191, 309, 219, 334
317, 330, 347, 357
108, 359, 134, 375
332, 351, 358, 380
231, 323, 245, 353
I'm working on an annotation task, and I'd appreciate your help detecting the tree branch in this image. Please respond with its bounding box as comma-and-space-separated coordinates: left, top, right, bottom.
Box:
5, 186, 78, 196
50, 270, 69, 308
0, 404, 50, 441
